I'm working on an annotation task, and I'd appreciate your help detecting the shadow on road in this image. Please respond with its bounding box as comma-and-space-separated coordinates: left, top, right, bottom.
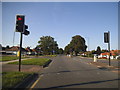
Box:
39, 69, 103, 76
39, 78, 120, 89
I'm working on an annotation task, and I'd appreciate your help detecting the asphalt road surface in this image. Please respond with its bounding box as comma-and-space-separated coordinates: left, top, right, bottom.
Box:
32, 55, 119, 89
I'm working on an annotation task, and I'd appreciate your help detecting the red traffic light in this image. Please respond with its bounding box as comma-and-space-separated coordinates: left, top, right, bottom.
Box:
17, 17, 22, 20
15, 15, 25, 32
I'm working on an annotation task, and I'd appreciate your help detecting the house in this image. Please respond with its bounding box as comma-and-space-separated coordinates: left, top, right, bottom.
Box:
25, 48, 37, 55
5, 46, 27, 55
98, 52, 110, 59
98, 50, 120, 59
31, 49, 37, 55
25, 47, 33, 55
111, 50, 120, 59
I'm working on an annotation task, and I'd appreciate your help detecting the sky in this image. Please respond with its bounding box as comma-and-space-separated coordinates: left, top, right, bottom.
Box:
1, 2, 118, 50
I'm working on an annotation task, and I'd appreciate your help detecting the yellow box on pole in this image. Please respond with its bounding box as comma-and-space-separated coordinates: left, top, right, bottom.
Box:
17, 51, 20, 57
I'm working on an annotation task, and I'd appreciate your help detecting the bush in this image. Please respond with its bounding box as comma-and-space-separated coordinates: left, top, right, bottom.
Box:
87, 54, 94, 58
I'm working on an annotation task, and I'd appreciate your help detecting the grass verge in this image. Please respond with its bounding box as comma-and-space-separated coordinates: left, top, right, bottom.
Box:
2, 72, 33, 88
8, 58, 51, 66
0, 56, 28, 61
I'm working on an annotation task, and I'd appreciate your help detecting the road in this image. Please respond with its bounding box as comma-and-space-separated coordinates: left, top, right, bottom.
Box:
32, 55, 119, 89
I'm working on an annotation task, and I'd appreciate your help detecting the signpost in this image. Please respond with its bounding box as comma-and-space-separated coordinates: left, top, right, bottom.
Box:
104, 31, 111, 66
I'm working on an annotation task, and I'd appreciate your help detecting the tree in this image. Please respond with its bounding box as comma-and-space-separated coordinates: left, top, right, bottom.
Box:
64, 35, 87, 56
101, 49, 108, 53
0, 44, 5, 50
38, 36, 59, 55
96, 46, 102, 55
58, 48, 64, 54
6, 45, 10, 49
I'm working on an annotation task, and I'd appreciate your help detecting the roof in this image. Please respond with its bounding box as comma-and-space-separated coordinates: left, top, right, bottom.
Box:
5, 46, 19, 51
101, 52, 110, 56
110, 50, 120, 54
25, 48, 32, 52
5, 46, 26, 52
31, 49, 37, 52
101, 50, 120, 56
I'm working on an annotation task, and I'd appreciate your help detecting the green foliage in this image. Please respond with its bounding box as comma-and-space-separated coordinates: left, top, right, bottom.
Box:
2, 72, 32, 88
64, 44, 71, 54
58, 48, 64, 54
64, 35, 87, 56
96, 46, 102, 55
90, 50, 95, 54
101, 49, 108, 53
37, 36, 59, 55
87, 53, 94, 58
8, 58, 50, 66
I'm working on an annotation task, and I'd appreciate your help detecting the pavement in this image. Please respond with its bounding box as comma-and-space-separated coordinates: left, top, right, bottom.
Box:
2, 64, 43, 72
1, 58, 30, 65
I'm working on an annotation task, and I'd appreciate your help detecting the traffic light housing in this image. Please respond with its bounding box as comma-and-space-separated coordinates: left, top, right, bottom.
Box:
23, 25, 30, 35
24, 30, 30, 35
15, 15, 25, 32
104, 32, 109, 43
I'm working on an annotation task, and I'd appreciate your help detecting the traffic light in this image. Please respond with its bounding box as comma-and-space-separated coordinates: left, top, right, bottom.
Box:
104, 32, 109, 43
23, 25, 30, 35
15, 15, 25, 32
24, 30, 30, 35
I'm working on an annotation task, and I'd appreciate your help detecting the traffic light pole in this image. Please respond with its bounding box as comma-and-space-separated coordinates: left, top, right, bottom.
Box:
15, 15, 29, 71
19, 32, 23, 72
108, 31, 111, 66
